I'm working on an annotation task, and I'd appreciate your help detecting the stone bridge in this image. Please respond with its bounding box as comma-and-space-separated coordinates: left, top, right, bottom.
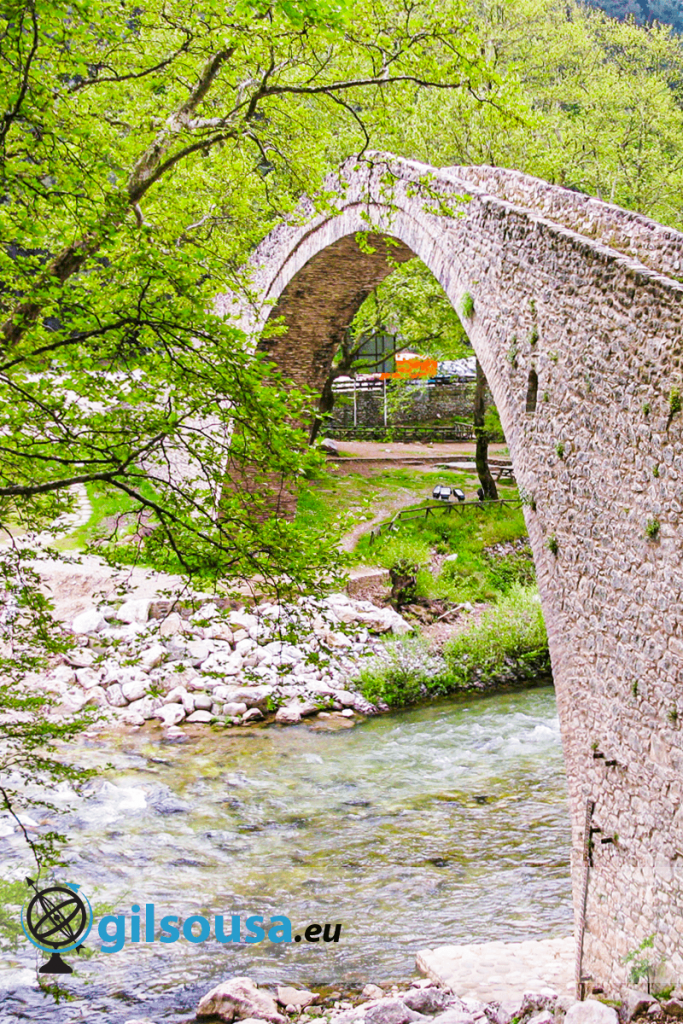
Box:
217, 154, 683, 996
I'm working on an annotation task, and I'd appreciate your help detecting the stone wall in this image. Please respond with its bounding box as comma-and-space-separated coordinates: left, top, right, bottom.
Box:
218, 153, 683, 998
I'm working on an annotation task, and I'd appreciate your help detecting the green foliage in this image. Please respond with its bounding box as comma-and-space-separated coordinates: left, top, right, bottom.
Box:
484, 405, 504, 441
358, 501, 531, 604
546, 535, 559, 556
442, 585, 549, 690
507, 342, 518, 366
529, 326, 539, 346
623, 935, 658, 991
668, 705, 678, 724
555, 441, 565, 459
646, 518, 661, 539
653, 464, 660, 478
357, 637, 448, 707
643, 402, 651, 416
461, 292, 475, 319
0, 547, 98, 876
670, 387, 682, 418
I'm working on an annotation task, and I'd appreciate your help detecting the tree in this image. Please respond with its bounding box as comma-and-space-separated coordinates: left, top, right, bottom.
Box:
473, 358, 498, 500
0, 0, 504, 586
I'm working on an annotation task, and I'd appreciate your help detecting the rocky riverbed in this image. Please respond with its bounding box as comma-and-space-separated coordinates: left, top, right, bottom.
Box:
34, 592, 414, 734
119, 974, 683, 1024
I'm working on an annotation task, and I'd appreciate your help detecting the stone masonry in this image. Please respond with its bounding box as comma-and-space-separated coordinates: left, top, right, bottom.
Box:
216, 153, 683, 996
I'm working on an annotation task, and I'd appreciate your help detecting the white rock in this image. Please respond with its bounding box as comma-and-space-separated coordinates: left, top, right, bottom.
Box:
121, 711, 146, 727
122, 678, 147, 703
235, 637, 257, 655
117, 599, 151, 624
155, 703, 185, 727
165, 686, 194, 713
126, 697, 156, 720
72, 609, 106, 634
202, 651, 242, 675
139, 644, 166, 670
193, 692, 213, 710
242, 708, 264, 723
222, 702, 248, 716
187, 639, 213, 665
75, 667, 103, 690
340, 709, 355, 718
186, 710, 213, 723
196, 977, 286, 1024
565, 1001, 619, 1024
192, 602, 220, 620
206, 623, 235, 642
159, 613, 184, 637
275, 704, 302, 725
50, 665, 77, 686
106, 684, 128, 708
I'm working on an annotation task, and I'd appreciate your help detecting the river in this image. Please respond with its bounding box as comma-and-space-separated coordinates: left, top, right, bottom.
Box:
0, 685, 571, 1023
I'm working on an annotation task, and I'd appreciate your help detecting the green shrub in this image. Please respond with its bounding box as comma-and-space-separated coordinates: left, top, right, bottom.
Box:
357, 637, 449, 707
442, 585, 549, 690
461, 291, 475, 318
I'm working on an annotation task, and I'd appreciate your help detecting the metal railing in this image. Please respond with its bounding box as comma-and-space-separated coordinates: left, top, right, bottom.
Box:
329, 423, 479, 443
369, 497, 524, 543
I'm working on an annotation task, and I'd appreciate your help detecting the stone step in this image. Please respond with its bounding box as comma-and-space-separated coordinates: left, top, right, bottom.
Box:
416, 935, 576, 1003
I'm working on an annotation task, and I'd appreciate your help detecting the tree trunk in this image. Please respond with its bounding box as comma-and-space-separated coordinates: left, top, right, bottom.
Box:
473, 358, 498, 500
309, 373, 335, 444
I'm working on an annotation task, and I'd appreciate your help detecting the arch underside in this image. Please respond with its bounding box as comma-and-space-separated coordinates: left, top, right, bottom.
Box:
226, 155, 683, 998
258, 233, 414, 390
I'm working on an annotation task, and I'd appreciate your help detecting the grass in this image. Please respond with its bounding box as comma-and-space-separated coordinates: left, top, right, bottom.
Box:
296, 464, 475, 543
355, 499, 531, 604
442, 585, 549, 688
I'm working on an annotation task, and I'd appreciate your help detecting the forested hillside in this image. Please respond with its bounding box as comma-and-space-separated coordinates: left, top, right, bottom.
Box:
585, 0, 683, 34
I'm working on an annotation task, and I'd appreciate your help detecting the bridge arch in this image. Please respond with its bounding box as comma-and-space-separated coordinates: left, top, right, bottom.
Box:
218, 154, 683, 996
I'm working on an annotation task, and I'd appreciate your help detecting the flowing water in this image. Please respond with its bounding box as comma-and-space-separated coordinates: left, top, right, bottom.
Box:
0, 685, 571, 1023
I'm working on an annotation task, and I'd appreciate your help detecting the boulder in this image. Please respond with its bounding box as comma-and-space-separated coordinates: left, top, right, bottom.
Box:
187, 710, 213, 723
242, 708, 264, 723
193, 692, 214, 711
364, 999, 427, 1024
662, 1000, 683, 1019
75, 667, 103, 690
223, 702, 248, 717
117, 599, 151, 624
431, 1012, 476, 1024
126, 696, 157, 720
196, 977, 286, 1023
565, 1002, 618, 1024
320, 437, 338, 454
72, 609, 106, 634
121, 678, 147, 703
187, 639, 213, 666
83, 685, 107, 707
202, 652, 243, 675
139, 644, 166, 670
106, 684, 128, 708
155, 703, 185, 728
159, 613, 184, 637
276, 986, 318, 1009
165, 686, 194, 713
363, 986, 385, 1000
403, 989, 453, 1015
275, 705, 302, 725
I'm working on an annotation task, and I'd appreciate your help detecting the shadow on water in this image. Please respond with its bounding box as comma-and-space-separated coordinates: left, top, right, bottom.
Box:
0, 685, 572, 1023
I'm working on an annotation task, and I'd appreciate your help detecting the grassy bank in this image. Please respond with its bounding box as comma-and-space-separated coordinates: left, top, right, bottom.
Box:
356, 585, 550, 708
355, 498, 532, 604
